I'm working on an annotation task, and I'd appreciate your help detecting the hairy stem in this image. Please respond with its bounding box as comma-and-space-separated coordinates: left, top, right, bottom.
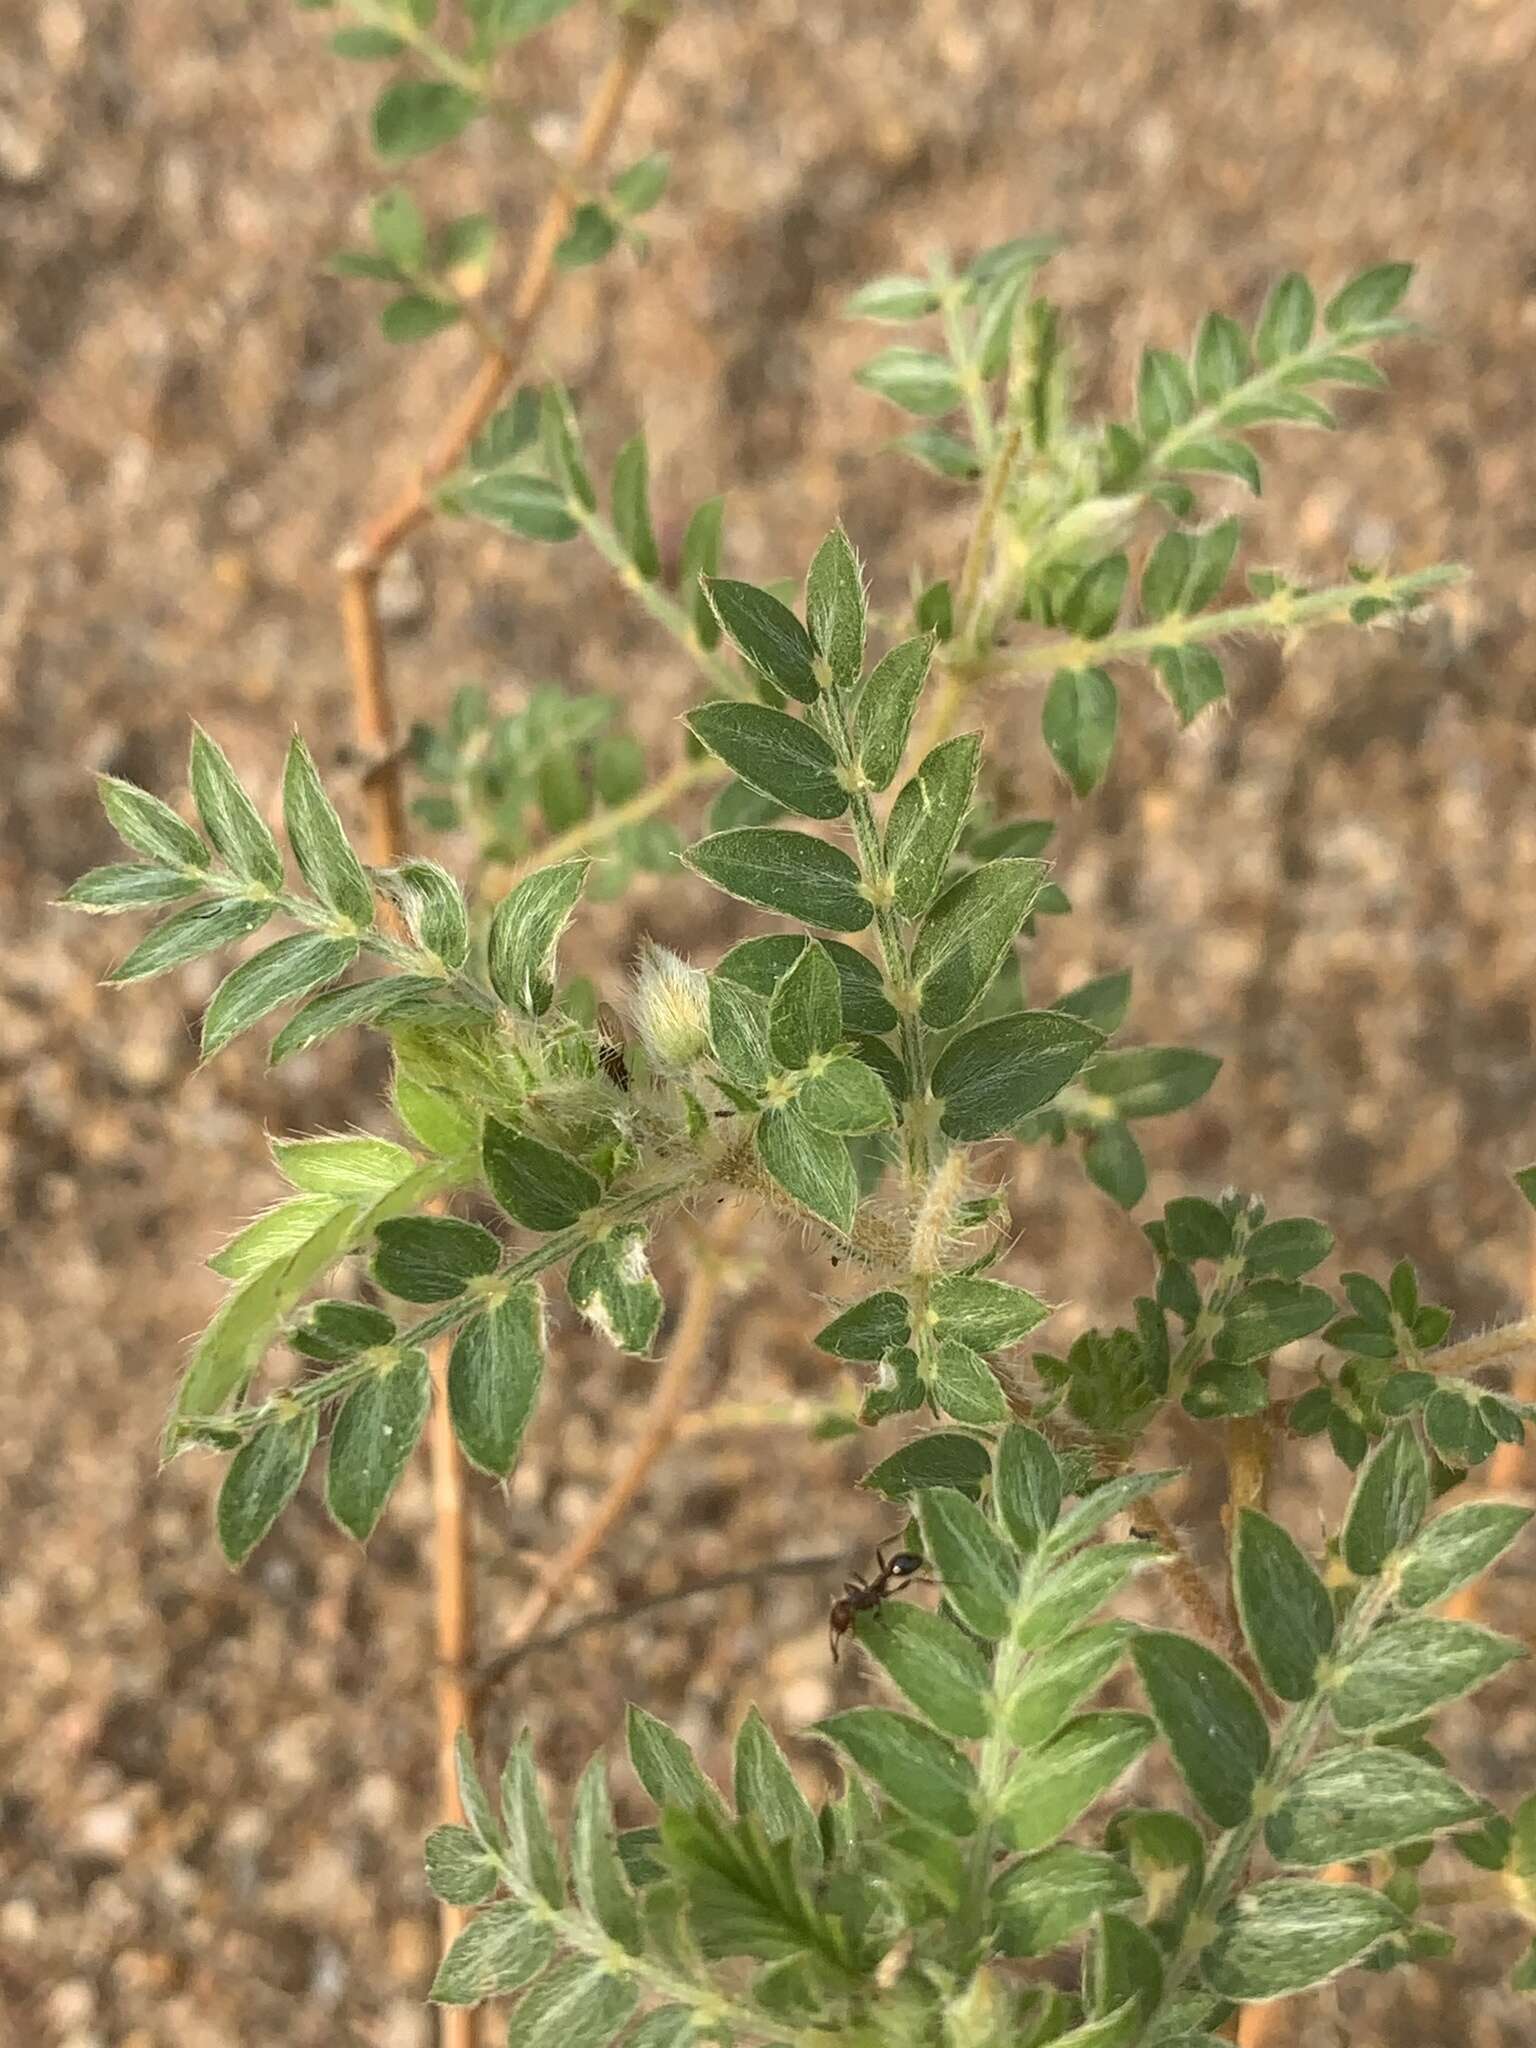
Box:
818, 688, 935, 1181
496, 754, 723, 891
1135, 1498, 1248, 1667
971, 564, 1466, 687
916, 418, 1027, 754
1425, 1310, 1536, 1380
574, 506, 747, 700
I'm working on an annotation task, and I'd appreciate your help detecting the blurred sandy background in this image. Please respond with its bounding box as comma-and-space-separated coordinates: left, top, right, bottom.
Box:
4, 1, 1536, 2043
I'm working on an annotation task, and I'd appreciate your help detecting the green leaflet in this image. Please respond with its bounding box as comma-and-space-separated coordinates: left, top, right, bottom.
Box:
755, 1106, 856, 1232
854, 1601, 990, 1739
423, 1823, 497, 1908
1131, 1632, 1270, 1828
611, 431, 661, 579
933, 1009, 1102, 1140
1395, 1503, 1533, 1610
1264, 1746, 1486, 1866
915, 1486, 1016, 1640
106, 897, 274, 985
796, 1054, 894, 1136
930, 1274, 1051, 1350
805, 525, 867, 690
216, 1406, 319, 1566
686, 702, 847, 820
447, 1286, 545, 1476
189, 726, 282, 884
995, 1425, 1063, 1553
372, 1214, 500, 1302
97, 773, 210, 870
372, 78, 479, 161
1329, 1617, 1524, 1732
487, 858, 590, 1017
66, 862, 203, 913
814, 1708, 977, 1836
200, 933, 358, 1059
428, 1903, 555, 2007
769, 940, 842, 1068
570, 1758, 642, 1950
1043, 667, 1117, 797
282, 735, 375, 928
857, 636, 933, 790
704, 578, 821, 703
994, 1845, 1141, 1960
1003, 1625, 1138, 1748
911, 859, 1048, 1028
627, 1704, 726, 1816
1341, 1422, 1430, 1576
568, 1226, 664, 1356
482, 1119, 601, 1231
999, 1712, 1156, 1854
685, 829, 872, 932
325, 1352, 431, 1542
1200, 1880, 1403, 2002
733, 1708, 821, 1866
1231, 1507, 1335, 1703
885, 734, 980, 918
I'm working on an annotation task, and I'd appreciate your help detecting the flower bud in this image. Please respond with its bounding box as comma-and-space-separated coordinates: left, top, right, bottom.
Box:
629, 942, 710, 1076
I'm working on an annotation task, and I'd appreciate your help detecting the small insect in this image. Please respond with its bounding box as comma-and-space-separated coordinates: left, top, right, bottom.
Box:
828, 1543, 927, 1661
596, 1002, 631, 1091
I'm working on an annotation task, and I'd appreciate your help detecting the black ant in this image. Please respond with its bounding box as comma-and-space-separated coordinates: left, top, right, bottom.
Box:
828, 1543, 928, 1661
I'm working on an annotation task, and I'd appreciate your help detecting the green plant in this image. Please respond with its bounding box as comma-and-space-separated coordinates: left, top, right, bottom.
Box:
65, 0, 1536, 2039
71, 503, 1536, 2034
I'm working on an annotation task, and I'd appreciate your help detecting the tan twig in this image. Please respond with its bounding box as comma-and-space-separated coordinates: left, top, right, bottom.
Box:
1424, 1308, 1536, 1380
485, 1199, 752, 1663
472, 1546, 841, 1700
337, 12, 662, 864
326, 24, 664, 2038
424, 1337, 473, 2038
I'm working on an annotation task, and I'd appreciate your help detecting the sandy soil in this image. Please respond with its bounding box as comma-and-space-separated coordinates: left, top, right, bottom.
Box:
4, 2, 1536, 2043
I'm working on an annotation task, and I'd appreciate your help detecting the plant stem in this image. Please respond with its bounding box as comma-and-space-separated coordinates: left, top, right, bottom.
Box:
939, 281, 995, 465
574, 506, 747, 699
1134, 1498, 1245, 1665
325, 34, 662, 2016
953, 419, 1024, 654
1423, 1311, 1536, 1380
336, 12, 663, 865
914, 416, 1026, 755
971, 565, 1466, 688
952, 1548, 1049, 1964
817, 687, 935, 1181
497, 754, 724, 890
